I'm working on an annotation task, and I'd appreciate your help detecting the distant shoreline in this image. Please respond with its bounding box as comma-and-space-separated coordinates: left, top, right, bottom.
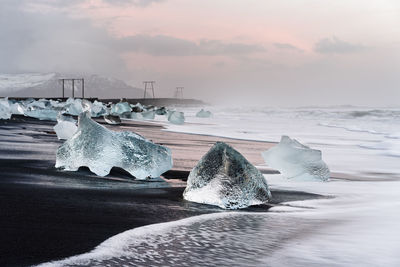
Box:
5, 97, 206, 106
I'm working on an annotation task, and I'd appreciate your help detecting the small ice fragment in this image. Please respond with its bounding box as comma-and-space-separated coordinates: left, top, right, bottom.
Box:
104, 115, 121, 125
155, 106, 167, 115
24, 106, 59, 121
56, 112, 173, 179
91, 100, 107, 117
53, 114, 78, 140
168, 111, 185, 125
131, 103, 144, 113
262, 135, 330, 181
196, 109, 212, 118
111, 102, 131, 115
141, 110, 155, 120
183, 142, 271, 209
65, 98, 84, 116
0, 98, 11, 119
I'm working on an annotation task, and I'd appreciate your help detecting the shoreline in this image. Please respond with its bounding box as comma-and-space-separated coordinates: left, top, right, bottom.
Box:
0, 115, 323, 266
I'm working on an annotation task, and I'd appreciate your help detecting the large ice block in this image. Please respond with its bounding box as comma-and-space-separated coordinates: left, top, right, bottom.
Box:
183, 142, 271, 209
168, 111, 185, 125
262, 135, 330, 181
56, 112, 173, 179
53, 114, 78, 140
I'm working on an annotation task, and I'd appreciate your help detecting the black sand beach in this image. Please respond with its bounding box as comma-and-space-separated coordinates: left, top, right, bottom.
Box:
0, 116, 324, 266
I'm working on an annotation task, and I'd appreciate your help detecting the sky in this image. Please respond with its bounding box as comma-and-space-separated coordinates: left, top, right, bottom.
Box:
0, 0, 399, 106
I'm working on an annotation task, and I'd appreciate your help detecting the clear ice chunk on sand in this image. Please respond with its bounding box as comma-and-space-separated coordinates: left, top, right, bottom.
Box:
53, 114, 78, 140
56, 112, 173, 179
168, 111, 185, 125
262, 135, 330, 181
196, 109, 212, 118
183, 142, 271, 209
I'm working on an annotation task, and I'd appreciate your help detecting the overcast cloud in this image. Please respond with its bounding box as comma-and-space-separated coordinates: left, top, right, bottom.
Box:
0, 0, 399, 106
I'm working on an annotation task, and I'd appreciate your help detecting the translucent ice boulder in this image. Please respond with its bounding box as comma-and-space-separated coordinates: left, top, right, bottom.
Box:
196, 109, 212, 118
0, 98, 11, 119
56, 112, 173, 179
168, 111, 185, 125
53, 114, 78, 140
262, 135, 330, 181
183, 142, 271, 209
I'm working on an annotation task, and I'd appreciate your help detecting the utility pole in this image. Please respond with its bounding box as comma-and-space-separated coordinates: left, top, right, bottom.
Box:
175, 87, 184, 99
143, 81, 156, 99
59, 78, 85, 98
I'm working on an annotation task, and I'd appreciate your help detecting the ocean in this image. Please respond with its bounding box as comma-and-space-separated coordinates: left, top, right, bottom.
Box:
38, 105, 400, 267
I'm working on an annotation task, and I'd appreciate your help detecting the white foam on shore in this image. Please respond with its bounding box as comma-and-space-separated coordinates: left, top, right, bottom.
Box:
35, 212, 239, 267
156, 106, 400, 178
36, 176, 400, 266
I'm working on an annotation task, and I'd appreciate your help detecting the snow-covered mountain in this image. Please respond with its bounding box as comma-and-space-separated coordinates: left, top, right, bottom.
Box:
0, 73, 145, 98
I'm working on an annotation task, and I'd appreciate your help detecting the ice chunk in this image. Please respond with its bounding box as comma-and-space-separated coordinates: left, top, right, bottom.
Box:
104, 114, 121, 125
91, 100, 107, 117
196, 109, 212, 118
53, 114, 78, 140
111, 102, 131, 116
0, 98, 11, 119
141, 110, 155, 120
131, 103, 144, 113
168, 111, 185, 125
65, 98, 84, 116
155, 106, 167, 115
24, 106, 59, 121
10, 101, 24, 115
56, 112, 173, 179
183, 142, 271, 209
262, 135, 330, 181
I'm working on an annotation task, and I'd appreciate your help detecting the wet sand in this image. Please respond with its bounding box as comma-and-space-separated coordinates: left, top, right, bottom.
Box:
0, 116, 324, 266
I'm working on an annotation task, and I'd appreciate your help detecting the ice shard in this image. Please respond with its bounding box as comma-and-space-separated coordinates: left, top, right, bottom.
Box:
56, 112, 173, 179
183, 142, 271, 209
168, 111, 185, 125
262, 135, 330, 181
196, 109, 212, 118
53, 114, 78, 140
